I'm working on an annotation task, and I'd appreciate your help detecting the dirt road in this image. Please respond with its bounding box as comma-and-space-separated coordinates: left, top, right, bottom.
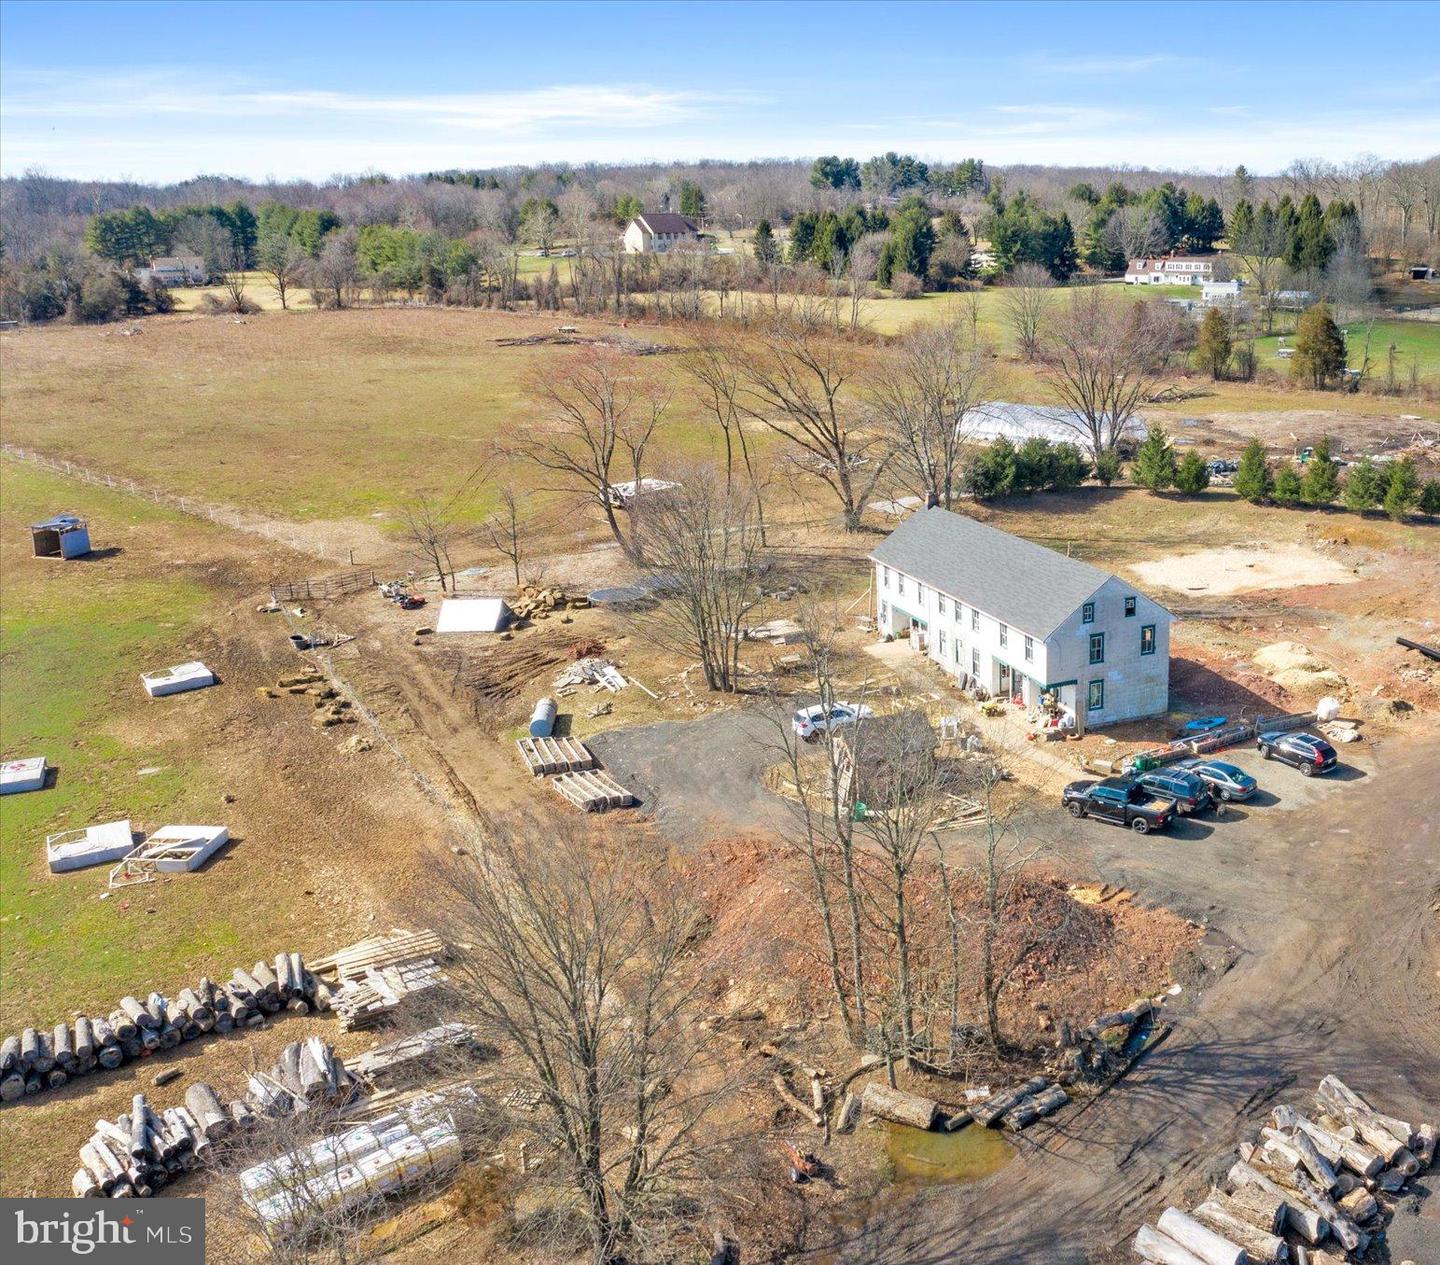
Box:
827, 732, 1440, 1264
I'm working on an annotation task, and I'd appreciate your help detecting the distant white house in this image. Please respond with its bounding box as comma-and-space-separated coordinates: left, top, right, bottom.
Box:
1202, 279, 1243, 305
1125, 256, 1216, 286
871, 508, 1172, 730
137, 256, 208, 286
622, 213, 700, 254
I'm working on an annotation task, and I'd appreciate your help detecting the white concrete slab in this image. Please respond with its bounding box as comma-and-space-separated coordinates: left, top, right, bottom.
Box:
141, 661, 216, 697
47, 819, 135, 873
1, 756, 47, 795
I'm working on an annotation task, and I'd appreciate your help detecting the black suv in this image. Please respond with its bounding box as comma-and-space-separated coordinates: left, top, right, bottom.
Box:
1257, 730, 1338, 776
1134, 768, 1213, 815
1061, 778, 1174, 834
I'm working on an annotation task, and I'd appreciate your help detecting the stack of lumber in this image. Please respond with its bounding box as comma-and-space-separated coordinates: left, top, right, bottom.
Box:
515, 735, 596, 776
1, 951, 327, 1105
239, 1094, 463, 1238
551, 769, 636, 812
1132, 1074, 1435, 1264
349, 1024, 484, 1087
312, 930, 447, 1032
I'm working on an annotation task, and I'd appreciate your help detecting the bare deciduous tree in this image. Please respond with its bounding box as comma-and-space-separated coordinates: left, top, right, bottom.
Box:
685, 337, 768, 541
482, 484, 529, 586
998, 261, 1055, 361
512, 347, 669, 565
733, 302, 890, 531
870, 313, 989, 509
630, 468, 769, 692
258, 232, 307, 311
432, 818, 742, 1265
1041, 289, 1178, 461
397, 473, 479, 591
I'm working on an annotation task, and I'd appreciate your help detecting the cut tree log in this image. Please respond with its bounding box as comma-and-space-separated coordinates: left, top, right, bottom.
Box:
836, 1091, 861, 1134
972, 1076, 1048, 1127
774, 1075, 823, 1128
1004, 1084, 1069, 1130
1273, 1104, 1383, 1177
1133, 1224, 1208, 1265
1280, 1162, 1361, 1254
1228, 1160, 1325, 1243
861, 1082, 940, 1130
185, 1083, 229, 1141
1337, 1186, 1377, 1223
1206, 1184, 1286, 1235
1191, 1198, 1288, 1263
1156, 1207, 1245, 1265
1416, 1122, 1436, 1169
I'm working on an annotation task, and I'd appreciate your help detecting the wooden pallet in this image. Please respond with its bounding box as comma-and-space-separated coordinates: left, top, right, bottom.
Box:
311, 929, 446, 983
551, 769, 636, 812
515, 735, 596, 777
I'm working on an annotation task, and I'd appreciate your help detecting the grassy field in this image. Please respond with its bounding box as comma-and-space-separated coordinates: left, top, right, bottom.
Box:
1252, 318, 1440, 377
0, 464, 247, 1025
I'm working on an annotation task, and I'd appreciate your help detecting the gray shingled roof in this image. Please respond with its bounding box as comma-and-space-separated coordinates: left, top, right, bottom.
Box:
870, 508, 1112, 639
636, 213, 697, 235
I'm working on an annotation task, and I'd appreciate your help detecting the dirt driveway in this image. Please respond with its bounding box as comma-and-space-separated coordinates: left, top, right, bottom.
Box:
831, 730, 1440, 1264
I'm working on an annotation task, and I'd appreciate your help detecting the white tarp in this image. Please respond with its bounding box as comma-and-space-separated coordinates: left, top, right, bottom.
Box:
959, 402, 1143, 448
1, 756, 47, 795
435, 597, 510, 634
141, 661, 216, 697
47, 819, 135, 873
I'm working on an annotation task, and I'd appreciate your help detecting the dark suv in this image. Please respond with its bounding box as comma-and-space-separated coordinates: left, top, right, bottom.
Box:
1135, 768, 1213, 815
1061, 778, 1174, 834
1257, 730, 1338, 776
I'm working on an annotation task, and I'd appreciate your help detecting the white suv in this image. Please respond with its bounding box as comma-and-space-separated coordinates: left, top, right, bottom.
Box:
792, 702, 874, 741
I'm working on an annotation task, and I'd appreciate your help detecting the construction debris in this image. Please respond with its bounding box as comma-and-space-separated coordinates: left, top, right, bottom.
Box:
46, 819, 136, 873
141, 661, 216, 698
349, 1024, 484, 1087
311, 930, 448, 1032
1132, 1074, 1435, 1265
555, 656, 629, 693
509, 584, 587, 620
1, 756, 47, 795
107, 824, 230, 888
2, 951, 327, 1104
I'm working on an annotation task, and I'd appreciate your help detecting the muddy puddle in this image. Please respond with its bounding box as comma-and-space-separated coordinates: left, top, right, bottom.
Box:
882, 1119, 1016, 1183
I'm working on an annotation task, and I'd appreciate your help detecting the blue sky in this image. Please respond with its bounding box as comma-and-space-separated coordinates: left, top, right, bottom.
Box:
2, 0, 1436, 182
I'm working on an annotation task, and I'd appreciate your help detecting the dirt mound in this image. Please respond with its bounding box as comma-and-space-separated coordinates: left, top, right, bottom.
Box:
1253, 641, 1348, 696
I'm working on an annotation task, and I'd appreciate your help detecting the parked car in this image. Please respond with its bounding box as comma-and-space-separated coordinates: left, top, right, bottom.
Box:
1175, 758, 1258, 801
1061, 778, 1175, 834
1134, 768, 1214, 815
1207, 458, 1238, 475
1256, 731, 1338, 776
792, 701, 874, 742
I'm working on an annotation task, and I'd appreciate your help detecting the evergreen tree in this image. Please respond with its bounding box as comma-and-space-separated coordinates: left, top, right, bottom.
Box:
1300, 438, 1341, 505
1273, 462, 1303, 504
1341, 457, 1382, 511
965, 439, 1017, 500
1287, 193, 1335, 273
1050, 444, 1089, 490
1132, 425, 1177, 492
1174, 451, 1212, 495
1382, 456, 1420, 521
1418, 479, 1440, 517
1093, 451, 1124, 487
1232, 438, 1274, 503
751, 219, 778, 265
677, 181, 706, 219
1195, 306, 1233, 379
1291, 302, 1347, 389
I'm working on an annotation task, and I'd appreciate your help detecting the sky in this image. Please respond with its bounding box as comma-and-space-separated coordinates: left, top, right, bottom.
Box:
2, 0, 1437, 183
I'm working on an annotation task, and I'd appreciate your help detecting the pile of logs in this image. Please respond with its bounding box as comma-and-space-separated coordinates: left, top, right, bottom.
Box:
1052, 996, 1163, 1086
1132, 1074, 1436, 1264
1, 951, 328, 1104
74, 1041, 353, 1199
857, 1074, 1070, 1135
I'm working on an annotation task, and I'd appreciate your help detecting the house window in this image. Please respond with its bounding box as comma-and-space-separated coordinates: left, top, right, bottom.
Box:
954, 640, 962, 665
897, 576, 905, 595
1088, 679, 1105, 711
1024, 635, 1033, 662
1082, 602, 1095, 624
882, 567, 890, 589
937, 596, 946, 616
1125, 596, 1137, 617
971, 609, 979, 632
1141, 624, 1156, 656
880, 602, 888, 623
954, 603, 963, 624
972, 648, 980, 675
1089, 632, 1105, 665
938, 629, 947, 656
998, 624, 1008, 648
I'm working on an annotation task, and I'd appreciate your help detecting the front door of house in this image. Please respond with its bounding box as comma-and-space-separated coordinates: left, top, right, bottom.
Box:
999, 663, 1011, 694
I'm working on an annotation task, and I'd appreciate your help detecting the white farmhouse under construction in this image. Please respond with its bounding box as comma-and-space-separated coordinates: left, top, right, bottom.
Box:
870, 508, 1172, 730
